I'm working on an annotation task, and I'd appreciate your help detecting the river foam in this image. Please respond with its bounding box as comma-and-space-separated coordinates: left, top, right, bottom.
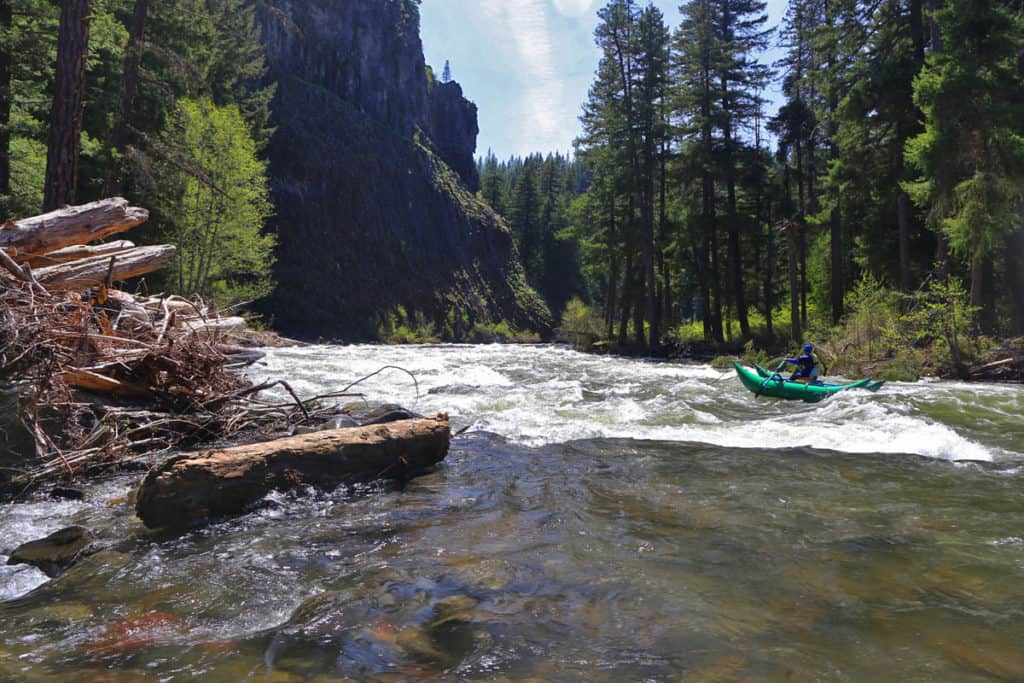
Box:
254, 344, 1021, 464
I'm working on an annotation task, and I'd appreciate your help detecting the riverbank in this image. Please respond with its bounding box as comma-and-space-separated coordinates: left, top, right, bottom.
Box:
569, 333, 1024, 383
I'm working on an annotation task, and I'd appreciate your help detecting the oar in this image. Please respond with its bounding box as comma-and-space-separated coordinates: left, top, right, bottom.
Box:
755, 361, 786, 398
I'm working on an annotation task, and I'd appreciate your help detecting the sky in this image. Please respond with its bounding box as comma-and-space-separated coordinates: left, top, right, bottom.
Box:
420, 0, 788, 161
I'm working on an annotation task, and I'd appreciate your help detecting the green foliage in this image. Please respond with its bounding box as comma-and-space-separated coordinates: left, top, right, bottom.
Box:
377, 307, 439, 344
740, 340, 770, 369
557, 297, 604, 348
466, 320, 539, 344
8, 134, 46, 218
829, 272, 980, 375
839, 272, 901, 359
663, 321, 705, 345
151, 98, 274, 308
904, 0, 1024, 296
902, 276, 979, 368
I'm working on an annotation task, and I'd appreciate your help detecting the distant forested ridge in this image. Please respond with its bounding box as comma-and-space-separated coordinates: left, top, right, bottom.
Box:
565, 0, 1024, 354
476, 151, 592, 321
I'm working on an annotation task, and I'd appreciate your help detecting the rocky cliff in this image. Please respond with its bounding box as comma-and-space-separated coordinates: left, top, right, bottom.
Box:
257, 0, 548, 339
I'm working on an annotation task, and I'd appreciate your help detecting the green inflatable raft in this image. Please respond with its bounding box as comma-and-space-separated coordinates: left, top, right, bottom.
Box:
734, 362, 885, 402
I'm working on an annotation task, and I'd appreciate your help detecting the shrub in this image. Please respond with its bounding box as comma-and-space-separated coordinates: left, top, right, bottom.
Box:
557, 298, 603, 349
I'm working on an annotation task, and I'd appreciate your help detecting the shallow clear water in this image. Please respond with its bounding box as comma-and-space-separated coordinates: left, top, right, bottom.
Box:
2, 344, 1023, 681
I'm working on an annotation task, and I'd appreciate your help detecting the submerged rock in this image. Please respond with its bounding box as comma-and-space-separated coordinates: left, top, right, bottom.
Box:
7, 526, 94, 578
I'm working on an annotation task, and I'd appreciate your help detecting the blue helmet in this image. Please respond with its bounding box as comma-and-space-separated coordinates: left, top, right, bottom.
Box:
803, 343, 813, 353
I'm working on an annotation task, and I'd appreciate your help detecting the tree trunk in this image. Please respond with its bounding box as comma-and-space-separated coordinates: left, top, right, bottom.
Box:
830, 204, 843, 325
605, 195, 617, 339
135, 416, 451, 529
721, 105, 749, 339
826, 4, 843, 327
43, 0, 92, 212
633, 261, 645, 347
0, 198, 148, 261
659, 132, 671, 331
910, 0, 925, 63
927, 0, 943, 52
927, 0, 951, 278
794, 136, 808, 327
34, 245, 176, 290
0, 0, 11, 219
619, 252, 631, 346
969, 255, 983, 329
104, 0, 150, 197
897, 189, 913, 290
978, 255, 996, 334
764, 218, 774, 337
1008, 226, 1024, 336
787, 222, 801, 343
605, 258, 618, 340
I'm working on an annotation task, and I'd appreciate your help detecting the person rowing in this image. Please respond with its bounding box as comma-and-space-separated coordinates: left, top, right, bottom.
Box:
782, 343, 822, 383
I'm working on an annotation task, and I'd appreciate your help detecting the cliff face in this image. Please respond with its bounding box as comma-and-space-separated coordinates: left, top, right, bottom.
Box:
258, 0, 547, 339
427, 80, 480, 193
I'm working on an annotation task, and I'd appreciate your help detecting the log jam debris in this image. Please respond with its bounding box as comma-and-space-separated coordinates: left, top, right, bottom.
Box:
0, 198, 349, 494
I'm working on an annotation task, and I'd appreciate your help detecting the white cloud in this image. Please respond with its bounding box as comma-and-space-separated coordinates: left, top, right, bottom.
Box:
480, 0, 563, 145
552, 0, 596, 17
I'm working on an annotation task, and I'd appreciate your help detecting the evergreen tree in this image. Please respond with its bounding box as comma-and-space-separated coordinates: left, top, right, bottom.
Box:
715, 0, 772, 339
674, 0, 724, 341
508, 156, 544, 288
478, 149, 506, 214
905, 0, 1024, 330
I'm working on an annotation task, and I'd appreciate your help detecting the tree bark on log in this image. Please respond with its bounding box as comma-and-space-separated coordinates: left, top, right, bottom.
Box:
135, 415, 451, 528
22, 240, 135, 268
34, 245, 175, 289
0, 198, 148, 261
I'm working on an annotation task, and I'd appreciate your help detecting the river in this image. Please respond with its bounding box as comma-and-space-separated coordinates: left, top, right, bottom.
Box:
1, 344, 1022, 681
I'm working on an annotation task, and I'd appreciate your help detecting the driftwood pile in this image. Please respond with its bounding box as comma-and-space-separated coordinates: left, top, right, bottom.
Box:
0, 198, 294, 492
970, 351, 1024, 382
1, 198, 453, 528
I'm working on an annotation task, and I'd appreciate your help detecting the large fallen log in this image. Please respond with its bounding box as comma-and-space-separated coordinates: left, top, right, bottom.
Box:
178, 315, 247, 338
135, 415, 451, 528
22, 240, 136, 268
0, 198, 148, 262
61, 368, 153, 399
34, 245, 176, 289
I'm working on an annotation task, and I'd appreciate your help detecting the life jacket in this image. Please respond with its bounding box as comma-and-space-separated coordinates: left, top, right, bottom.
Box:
792, 352, 820, 379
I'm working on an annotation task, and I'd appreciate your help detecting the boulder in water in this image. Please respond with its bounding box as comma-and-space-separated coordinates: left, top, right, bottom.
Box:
7, 526, 95, 577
